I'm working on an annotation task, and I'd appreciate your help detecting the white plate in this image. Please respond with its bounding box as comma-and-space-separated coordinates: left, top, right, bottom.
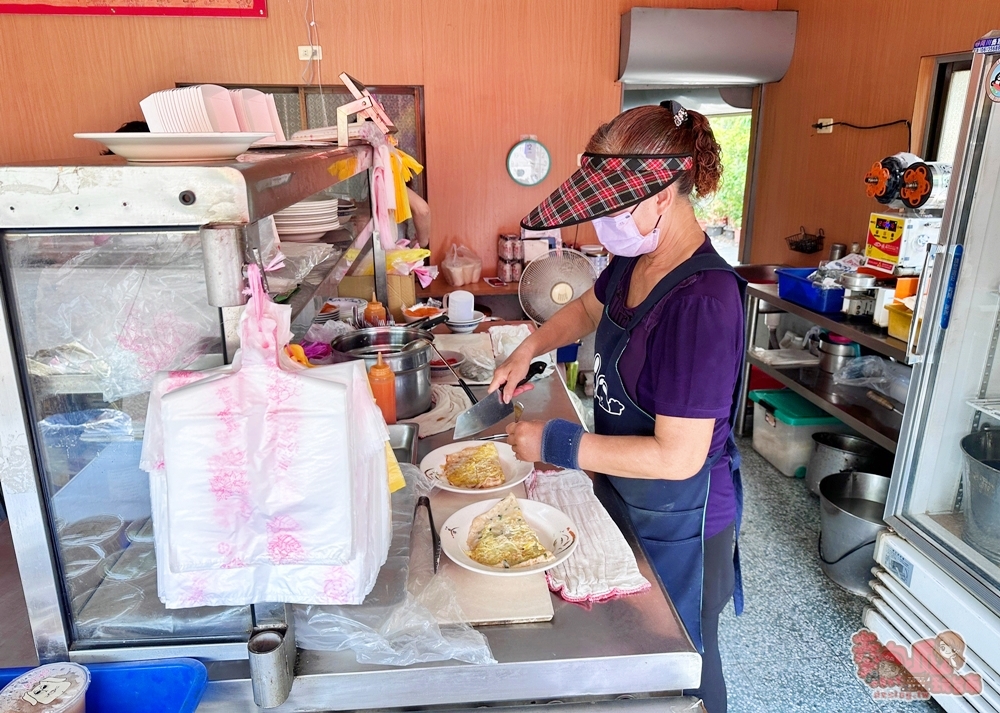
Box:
439, 497, 578, 576
420, 441, 532, 494
322, 297, 367, 319
277, 223, 339, 236
76, 132, 273, 162
278, 231, 325, 242
274, 211, 339, 223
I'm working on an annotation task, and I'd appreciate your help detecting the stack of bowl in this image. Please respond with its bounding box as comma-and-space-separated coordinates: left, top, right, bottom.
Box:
446, 310, 485, 334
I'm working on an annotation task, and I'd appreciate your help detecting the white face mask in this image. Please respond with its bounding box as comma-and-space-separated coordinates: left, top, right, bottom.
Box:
592, 208, 661, 257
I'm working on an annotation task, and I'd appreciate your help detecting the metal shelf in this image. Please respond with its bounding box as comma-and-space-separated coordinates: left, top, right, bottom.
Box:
748, 355, 901, 452
747, 283, 909, 362
968, 398, 1000, 422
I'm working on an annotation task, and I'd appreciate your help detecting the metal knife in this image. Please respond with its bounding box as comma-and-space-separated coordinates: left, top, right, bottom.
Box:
452, 361, 547, 439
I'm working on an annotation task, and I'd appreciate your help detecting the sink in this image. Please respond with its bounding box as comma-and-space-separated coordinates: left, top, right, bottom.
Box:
387, 423, 418, 464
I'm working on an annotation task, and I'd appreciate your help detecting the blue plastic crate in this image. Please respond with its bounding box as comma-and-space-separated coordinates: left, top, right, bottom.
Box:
0, 659, 207, 713
775, 267, 845, 313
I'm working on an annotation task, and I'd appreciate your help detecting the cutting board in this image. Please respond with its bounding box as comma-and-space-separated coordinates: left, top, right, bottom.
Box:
431, 333, 495, 386
429, 484, 554, 626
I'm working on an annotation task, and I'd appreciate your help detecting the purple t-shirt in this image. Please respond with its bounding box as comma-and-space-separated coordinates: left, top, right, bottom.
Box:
593, 238, 744, 539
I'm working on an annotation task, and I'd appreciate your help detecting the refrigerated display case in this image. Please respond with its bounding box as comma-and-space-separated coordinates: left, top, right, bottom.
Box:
871, 31, 1000, 711
0, 145, 374, 662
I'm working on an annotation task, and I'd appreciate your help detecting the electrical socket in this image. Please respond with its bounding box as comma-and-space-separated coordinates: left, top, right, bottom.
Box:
298, 45, 322, 61
816, 118, 833, 134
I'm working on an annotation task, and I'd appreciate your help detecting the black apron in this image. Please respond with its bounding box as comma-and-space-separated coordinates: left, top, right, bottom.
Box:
594, 252, 746, 653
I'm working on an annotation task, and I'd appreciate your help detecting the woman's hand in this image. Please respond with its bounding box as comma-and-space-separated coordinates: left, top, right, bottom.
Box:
488, 348, 536, 404
506, 420, 544, 463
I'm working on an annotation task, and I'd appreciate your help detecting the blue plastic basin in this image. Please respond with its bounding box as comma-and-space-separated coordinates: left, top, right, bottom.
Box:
0, 659, 207, 713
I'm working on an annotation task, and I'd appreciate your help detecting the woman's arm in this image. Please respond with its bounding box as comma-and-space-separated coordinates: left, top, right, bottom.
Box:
507, 414, 714, 481
488, 287, 603, 403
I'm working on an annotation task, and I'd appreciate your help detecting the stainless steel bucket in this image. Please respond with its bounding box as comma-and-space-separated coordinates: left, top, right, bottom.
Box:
819, 471, 890, 596
960, 430, 1000, 563
806, 433, 893, 496
331, 327, 433, 419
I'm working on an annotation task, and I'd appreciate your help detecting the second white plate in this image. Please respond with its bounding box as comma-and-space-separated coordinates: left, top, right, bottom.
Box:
420, 441, 531, 494
439, 497, 578, 576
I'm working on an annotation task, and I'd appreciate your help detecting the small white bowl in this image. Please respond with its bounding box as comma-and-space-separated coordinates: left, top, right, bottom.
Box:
446, 310, 485, 333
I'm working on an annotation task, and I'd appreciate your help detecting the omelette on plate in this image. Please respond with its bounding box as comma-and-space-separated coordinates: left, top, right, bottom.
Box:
466, 494, 555, 569
442, 443, 506, 489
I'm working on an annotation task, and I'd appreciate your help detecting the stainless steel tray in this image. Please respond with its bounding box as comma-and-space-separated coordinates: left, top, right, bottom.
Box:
387, 423, 418, 464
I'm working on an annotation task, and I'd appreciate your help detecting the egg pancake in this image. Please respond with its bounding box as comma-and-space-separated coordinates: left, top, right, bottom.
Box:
443, 443, 506, 489
466, 494, 555, 569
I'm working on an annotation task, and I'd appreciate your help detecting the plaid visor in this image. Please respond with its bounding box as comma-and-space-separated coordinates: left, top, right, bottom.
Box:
521, 153, 694, 230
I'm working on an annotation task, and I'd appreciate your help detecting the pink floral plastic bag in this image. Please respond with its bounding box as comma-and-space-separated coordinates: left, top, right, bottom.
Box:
141, 264, 391, 607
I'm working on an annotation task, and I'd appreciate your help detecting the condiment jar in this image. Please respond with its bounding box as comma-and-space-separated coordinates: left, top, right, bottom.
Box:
363, 292, 387, 326
368, 352, 397, 424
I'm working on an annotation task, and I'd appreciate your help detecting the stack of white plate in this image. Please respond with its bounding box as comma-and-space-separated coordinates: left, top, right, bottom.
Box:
274, 198, 340, 243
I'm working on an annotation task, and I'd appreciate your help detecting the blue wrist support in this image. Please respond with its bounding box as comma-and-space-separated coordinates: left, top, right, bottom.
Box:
541, 419, 585, 470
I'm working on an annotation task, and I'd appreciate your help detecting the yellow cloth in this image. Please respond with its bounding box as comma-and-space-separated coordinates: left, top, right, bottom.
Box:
344, 247, 431, 276
385, 442, 406, 493
390, 148, 424, 223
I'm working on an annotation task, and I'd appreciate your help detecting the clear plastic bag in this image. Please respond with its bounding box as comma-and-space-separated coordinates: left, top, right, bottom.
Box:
440, 245, 483, 287
21, 232, 221, 402
833, 355, 911, 403
294, 464, 495, 667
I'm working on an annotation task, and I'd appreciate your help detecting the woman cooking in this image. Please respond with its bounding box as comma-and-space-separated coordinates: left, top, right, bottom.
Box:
489, 102, 746, 713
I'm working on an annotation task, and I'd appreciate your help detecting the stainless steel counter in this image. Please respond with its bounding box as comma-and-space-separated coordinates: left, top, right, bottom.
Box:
197, 373, 701, 712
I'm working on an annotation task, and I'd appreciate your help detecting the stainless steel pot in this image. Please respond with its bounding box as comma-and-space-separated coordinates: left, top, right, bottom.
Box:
838, 273, 877, 290
806, 432, 893, 496
819, 471, 890, 596
960, 430, 1000, 563
331, 327, 433, 419
818, 338, 859, 374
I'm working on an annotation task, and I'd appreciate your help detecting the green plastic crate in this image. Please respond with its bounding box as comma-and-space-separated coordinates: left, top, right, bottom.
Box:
748, 389, 847, 477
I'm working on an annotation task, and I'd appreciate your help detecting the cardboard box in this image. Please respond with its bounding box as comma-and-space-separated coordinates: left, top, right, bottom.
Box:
338, 275, 416, 321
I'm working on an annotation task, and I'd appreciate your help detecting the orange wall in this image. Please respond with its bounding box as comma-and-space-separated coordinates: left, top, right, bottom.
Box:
0, 0, 774, 272
750, 0, 1000, 266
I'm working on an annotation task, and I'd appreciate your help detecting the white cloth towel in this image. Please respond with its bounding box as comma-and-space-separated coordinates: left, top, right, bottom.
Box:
487, 325, 555, 376
526, 469, 650, 603
402, 385, 473, 438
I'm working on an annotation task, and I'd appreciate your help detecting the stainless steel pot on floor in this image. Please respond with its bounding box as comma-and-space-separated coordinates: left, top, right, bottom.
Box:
806, 432, 893, 496
819, 471, 890, 596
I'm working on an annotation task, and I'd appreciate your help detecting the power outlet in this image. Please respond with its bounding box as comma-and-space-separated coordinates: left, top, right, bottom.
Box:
816, 118, 834, 134
298, 45, 322, 61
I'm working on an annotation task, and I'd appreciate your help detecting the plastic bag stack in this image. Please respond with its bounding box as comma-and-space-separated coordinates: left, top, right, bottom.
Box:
140, 264, 392, 608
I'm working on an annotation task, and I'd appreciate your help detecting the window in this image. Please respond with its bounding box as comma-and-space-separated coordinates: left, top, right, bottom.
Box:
921, 55, 972, 164
622, 87, 755, 264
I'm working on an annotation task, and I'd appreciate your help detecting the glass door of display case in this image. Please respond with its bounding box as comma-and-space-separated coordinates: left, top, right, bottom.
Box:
0, 228, 253, 651
887, 46, 1000, 612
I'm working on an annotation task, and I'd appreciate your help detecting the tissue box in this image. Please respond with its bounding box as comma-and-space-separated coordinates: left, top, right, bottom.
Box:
338, 275, 416, 321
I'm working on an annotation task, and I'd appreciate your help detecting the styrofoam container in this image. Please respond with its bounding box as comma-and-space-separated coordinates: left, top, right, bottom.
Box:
749, 389, 849, 478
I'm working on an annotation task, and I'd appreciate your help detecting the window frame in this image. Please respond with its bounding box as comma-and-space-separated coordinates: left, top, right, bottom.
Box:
913, 52, 973, 160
